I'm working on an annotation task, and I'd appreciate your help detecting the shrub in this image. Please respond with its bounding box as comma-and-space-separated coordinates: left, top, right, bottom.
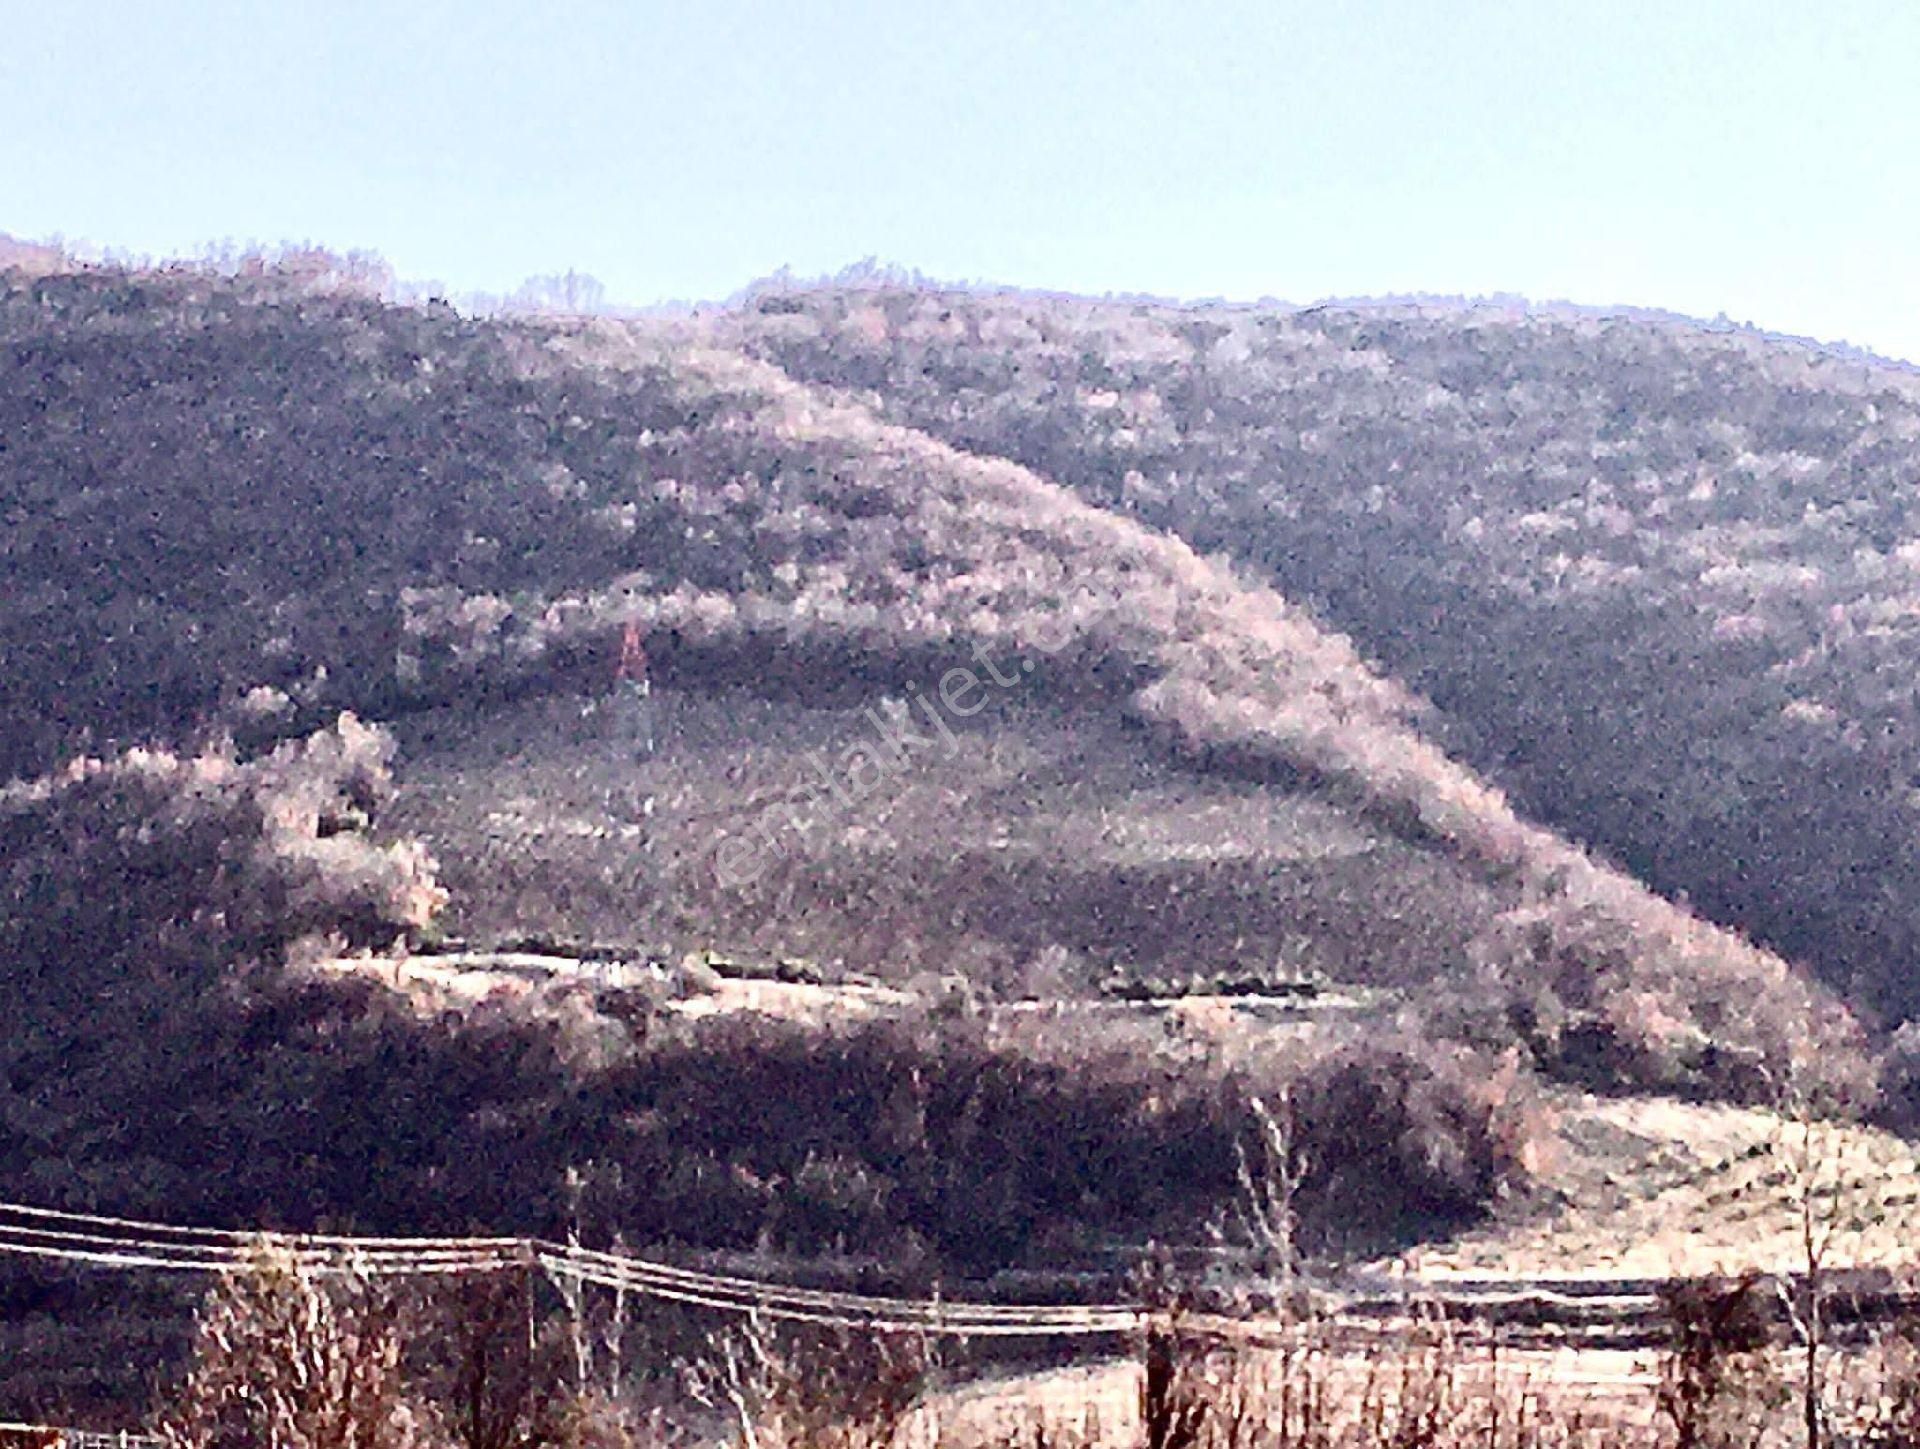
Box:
1653, 1274, 1778, 1449
157, 1247, 443, 1449
0, 716, 443, 1014
685, 1322, 928, 1449
1280, 1036, 1540, 1249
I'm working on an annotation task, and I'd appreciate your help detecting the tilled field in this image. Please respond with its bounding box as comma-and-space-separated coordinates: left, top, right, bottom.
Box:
382, 687, 1501, 991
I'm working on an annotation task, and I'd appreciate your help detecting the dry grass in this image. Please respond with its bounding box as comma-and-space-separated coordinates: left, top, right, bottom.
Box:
711, 1317, 1668, 1449
154, 1250, 1920, 1449
1376, 1094, 1920, 1280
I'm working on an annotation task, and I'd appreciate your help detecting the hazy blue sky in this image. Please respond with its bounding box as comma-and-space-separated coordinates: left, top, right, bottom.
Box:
4, 1, 1918, 358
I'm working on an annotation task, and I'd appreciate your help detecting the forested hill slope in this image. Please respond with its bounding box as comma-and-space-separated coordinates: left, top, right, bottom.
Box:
0, 263, 1864, 1094
726, 287, 1920, 1024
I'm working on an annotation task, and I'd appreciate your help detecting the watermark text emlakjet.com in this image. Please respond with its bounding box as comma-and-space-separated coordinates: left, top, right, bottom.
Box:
711, 631, 1067, 888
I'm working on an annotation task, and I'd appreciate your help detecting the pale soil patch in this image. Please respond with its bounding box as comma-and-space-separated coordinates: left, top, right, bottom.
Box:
917, 1359, 1139, 1448
308, 947, 1369, 1065
307, 949, 912, 1026
667, 977, 913, 1024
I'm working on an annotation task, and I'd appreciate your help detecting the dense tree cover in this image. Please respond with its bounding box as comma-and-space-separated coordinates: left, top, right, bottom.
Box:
0, 262, 1871, 1104
726, 288, 1920, 1025
0, 715, 439, 1007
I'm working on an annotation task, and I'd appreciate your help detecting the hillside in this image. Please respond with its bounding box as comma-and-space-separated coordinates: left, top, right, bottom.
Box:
1381, 1090, 1920, 1280
1, 253, 1905, 1419
725, 287, 1920, 1035
0, 262, 1863, 1103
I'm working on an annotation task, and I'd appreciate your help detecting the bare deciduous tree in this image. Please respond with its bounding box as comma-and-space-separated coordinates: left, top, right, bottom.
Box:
1234, 1088, 1310, 1298
158, 1244, 443, 1449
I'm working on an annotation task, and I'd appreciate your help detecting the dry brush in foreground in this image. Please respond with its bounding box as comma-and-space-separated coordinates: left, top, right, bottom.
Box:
148, 1255, 1920, 1449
